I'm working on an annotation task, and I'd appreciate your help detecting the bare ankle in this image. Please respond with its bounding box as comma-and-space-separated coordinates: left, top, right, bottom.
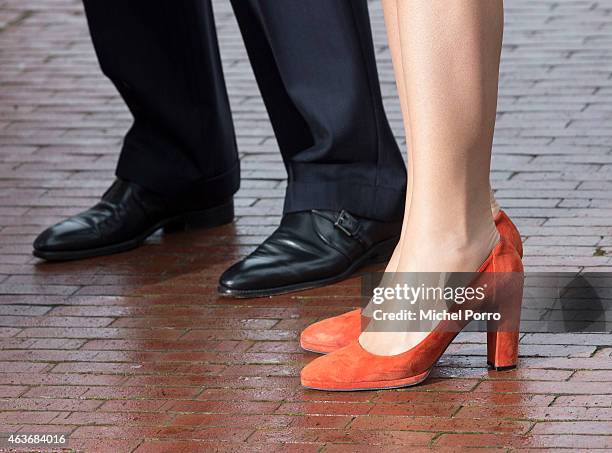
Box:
395, 223, 499, 273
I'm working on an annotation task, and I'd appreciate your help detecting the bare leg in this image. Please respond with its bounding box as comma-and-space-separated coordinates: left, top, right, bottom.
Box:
384, 0, 503, 273
362, 0, 504, 355
382, 0, 413, 273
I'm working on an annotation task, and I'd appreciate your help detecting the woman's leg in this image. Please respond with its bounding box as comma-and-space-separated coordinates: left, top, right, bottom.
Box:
382, 0, 413, 273
384, 0, 504, 273
362, 0, 504, 355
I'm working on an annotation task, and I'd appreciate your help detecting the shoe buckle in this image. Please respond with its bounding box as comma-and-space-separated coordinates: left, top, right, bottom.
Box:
334, 210, 356, 237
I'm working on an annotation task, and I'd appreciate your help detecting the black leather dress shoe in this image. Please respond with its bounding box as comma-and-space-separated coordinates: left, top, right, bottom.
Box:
218, 210, 401, 298
33, 179, 234, 261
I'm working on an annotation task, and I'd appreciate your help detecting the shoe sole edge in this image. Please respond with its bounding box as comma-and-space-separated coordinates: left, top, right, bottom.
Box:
301, 369, 431, 392
299, 340, 335, 355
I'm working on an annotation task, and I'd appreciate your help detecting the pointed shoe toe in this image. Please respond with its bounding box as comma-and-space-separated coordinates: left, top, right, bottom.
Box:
300, 309, 363, 354
300, 341, 432, 391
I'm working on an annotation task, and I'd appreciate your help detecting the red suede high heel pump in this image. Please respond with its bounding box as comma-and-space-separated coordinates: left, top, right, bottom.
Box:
300, 238, 523, 391
300, 210, 522, 354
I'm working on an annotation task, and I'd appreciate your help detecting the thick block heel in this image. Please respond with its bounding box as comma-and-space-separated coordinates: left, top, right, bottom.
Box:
487, 331, 519, 370
164, 199, 234, 233
486, 267, 524, 371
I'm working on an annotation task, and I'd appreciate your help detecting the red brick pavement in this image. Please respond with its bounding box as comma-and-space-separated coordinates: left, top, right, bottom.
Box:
1, 0, 611, 452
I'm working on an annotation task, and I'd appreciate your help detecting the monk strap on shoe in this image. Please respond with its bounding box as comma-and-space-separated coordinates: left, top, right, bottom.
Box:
218, 209, 401, 298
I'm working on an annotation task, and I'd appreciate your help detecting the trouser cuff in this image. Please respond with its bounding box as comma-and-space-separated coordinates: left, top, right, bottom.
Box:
283, 181, 405, 222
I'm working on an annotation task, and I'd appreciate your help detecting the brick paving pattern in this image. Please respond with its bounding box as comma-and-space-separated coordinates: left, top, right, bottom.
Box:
1, 0, 611, 451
